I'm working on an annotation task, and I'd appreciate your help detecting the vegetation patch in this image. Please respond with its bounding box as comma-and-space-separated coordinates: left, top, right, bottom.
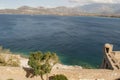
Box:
0, 46, 20, 67
49, 74, 68, 80
7, 79, 14, 80
28, 51, 59, 80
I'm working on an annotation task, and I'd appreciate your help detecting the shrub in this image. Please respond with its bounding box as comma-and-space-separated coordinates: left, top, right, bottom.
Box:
49, 74, 68, 80
28, 51, 59, 80
7, 55, 20, 67
0, 54, 6, 66
7, 79, 14, 80
0, 46, 20, 67
0, 54, 20, 67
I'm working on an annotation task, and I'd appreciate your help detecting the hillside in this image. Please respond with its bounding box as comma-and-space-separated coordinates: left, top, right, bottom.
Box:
0, 3, 120, 17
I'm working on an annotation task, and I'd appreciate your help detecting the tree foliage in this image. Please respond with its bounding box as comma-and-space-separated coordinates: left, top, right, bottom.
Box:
49, 74, 68, 80
28, 51, 59, 80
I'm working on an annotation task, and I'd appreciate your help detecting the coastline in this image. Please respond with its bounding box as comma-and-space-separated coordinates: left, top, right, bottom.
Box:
0, 54, 120, 80
0, 13, 120, 19
10, 51, 95, 69
20, 53, 95, 69
0, 46, 96, 69
19, 54, 83, 70
0, 52, 120, 80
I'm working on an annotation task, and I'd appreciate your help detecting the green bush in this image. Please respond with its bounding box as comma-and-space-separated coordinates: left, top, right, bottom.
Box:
28, 51, 59, 80
49, 74, 68, 80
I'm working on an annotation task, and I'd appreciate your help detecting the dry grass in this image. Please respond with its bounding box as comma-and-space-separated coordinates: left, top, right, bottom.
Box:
0, 54, 20, 67
0, 54, 6, 66
0, 46, 20, 67
7, 55, 20, 67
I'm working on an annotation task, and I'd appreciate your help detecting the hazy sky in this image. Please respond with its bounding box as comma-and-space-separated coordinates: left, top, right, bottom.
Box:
0, 0, 120, 9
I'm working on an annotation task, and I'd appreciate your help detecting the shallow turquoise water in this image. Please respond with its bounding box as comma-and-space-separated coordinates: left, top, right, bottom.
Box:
0, 14, 120, 68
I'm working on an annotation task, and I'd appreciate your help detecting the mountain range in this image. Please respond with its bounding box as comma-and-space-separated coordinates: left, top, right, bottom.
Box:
79, 3, 120, 14
0, 3, 120, 17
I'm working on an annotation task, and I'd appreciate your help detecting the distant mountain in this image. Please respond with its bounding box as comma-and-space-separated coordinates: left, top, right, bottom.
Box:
0, 3, 120, 17
77, 3, 120, 14
17, 6, 35, 10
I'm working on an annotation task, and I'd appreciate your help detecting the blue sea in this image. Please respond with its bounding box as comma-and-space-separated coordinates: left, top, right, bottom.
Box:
0, 14, 120, 68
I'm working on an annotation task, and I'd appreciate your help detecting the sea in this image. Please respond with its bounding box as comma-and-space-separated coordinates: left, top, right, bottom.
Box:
0, 14, 120, 68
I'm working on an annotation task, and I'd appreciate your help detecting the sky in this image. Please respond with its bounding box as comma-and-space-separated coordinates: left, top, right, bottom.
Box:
0, 0, 120, 9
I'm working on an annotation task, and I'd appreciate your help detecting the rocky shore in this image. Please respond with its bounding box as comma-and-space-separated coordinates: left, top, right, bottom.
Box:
0, 54, 120, 80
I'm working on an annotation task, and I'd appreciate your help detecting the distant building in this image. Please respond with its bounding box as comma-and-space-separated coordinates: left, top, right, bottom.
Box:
101, 43, 120, 70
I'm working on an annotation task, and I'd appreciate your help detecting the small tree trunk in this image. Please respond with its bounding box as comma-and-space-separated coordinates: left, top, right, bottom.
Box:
40, 74, 44, 80
46, 73, 49, 80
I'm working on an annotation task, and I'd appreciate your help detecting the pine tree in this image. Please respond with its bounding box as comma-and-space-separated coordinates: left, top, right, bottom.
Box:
28, 51, 59, 80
